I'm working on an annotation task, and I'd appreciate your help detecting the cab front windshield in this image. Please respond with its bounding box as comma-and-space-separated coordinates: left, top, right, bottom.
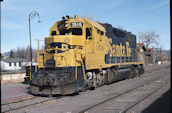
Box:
59, 28, 82, 35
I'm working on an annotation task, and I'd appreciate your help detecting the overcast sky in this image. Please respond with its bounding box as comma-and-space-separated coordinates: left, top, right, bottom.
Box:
1, 0, 170, 53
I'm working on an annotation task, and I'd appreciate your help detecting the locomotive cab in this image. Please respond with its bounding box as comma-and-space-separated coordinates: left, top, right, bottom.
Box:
31, 15, 107, 95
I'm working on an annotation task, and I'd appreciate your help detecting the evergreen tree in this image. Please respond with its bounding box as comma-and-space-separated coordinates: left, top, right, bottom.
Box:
9, 50, 14, 58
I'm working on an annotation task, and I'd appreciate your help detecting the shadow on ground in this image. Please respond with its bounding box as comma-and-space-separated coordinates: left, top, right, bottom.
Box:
141, 89, 171, 113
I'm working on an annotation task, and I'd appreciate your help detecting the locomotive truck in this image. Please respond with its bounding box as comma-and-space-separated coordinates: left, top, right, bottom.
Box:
30, 15, 144, 95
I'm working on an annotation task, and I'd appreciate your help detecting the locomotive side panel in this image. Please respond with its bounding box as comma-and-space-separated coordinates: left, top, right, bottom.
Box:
102, 23, 137, 65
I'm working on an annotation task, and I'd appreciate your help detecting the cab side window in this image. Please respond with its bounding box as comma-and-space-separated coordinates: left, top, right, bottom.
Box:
86, 28, 92, 39
51, 31, 56, 36
97, 29, 104, 35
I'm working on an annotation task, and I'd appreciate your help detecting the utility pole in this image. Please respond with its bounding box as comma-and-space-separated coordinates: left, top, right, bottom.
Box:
28, 11, 41, 81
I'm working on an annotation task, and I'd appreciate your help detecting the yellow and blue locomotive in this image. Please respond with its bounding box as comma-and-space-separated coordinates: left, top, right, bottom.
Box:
30, 15, 144, 95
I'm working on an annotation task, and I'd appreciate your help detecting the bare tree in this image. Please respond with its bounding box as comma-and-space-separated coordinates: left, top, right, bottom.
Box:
25, 45, 31, 60
15, 47, 26, 58
12, 45, 37, 61
138, 31, 160, 48
159, 45, 164, 53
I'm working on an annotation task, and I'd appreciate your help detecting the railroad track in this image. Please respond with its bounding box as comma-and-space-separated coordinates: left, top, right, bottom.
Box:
144, 64, 170, 74
2, 96, 36, 106
122, 82, 170, 113
1, 95, 63, 113
2, 64, 170, 113
79, 73, 170, 113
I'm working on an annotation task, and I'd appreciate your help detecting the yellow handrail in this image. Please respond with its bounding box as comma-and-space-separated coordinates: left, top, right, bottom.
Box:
81, 60, 86, 80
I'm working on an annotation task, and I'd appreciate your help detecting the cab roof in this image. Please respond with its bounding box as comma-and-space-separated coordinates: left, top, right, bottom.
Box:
85, 19, 106, 32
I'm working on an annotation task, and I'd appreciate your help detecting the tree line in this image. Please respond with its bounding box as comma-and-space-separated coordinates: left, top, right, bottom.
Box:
9, 45, 37, 61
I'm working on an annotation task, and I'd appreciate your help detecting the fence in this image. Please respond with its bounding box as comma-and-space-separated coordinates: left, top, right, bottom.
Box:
1, 70, 26, 82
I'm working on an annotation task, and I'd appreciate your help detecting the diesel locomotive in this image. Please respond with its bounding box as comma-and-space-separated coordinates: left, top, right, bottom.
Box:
30, 15, 145, 95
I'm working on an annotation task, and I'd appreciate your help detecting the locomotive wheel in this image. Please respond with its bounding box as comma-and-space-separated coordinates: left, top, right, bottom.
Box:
135, 67, 140, 77
106, 68, 117, 85
128, 70, 134, 79
128, 67, 135, 78
106, 69, 113, 85
139, 65, 144, 74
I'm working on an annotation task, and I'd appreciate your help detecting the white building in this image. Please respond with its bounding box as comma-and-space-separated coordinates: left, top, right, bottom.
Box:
1, 58, 27, 71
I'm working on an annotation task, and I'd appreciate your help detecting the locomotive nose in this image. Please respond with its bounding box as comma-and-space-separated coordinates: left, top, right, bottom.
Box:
46, 77, 54, 86
45, 59, 56, 68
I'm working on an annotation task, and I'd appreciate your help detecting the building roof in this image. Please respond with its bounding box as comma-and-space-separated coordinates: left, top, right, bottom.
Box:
137, 43, 144, 49
147, 48, 154, 51
1, 58, 27, 63
137, 43, 147, 51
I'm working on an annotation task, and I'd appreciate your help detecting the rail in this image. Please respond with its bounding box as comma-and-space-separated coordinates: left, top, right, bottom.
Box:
79, 67, 169, 113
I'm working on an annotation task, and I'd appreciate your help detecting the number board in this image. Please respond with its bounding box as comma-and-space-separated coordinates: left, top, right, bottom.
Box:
70, 22, 83, 27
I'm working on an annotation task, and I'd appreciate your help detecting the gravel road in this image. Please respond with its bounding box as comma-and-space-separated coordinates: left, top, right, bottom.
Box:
8, 63, 170, 113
